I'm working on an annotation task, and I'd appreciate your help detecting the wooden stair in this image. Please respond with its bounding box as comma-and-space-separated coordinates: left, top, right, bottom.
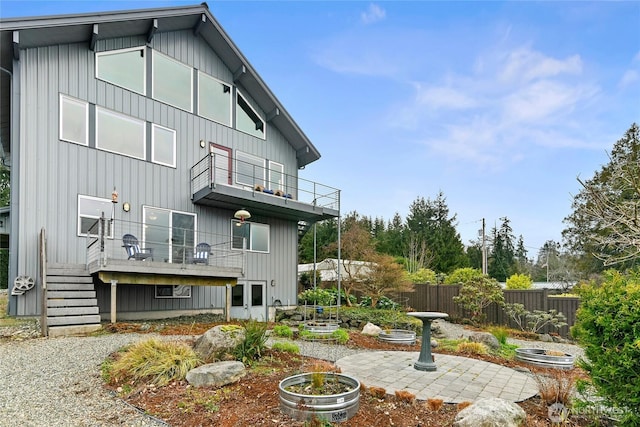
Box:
46, 263, 102, 337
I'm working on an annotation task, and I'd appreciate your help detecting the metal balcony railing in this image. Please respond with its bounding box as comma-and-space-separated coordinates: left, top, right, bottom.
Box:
85, 216, 244, 272
190, 153, 340, 211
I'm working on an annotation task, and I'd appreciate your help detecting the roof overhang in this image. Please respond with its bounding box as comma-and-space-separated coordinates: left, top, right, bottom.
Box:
0, 3, 321, 167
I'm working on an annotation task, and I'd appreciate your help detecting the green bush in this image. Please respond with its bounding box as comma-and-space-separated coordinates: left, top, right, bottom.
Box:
573, 270, 640, 423
298, 288, 335, 306
359, 295, 400, 310
272, 324, 293, 339
233, 320, 268, 366
326, 287, 357, 306
452, 276, 504, 325
405, 268, 437, 284
505, 273, 533, 290
488, 326, 509, 345
271, 341, 299, 353
444, 267, 483, 285
503, 303, 567, 334
331, 328, 349, 344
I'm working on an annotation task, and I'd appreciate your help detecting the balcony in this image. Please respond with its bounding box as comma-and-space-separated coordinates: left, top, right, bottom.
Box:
190, 153, 340, 223
85, 218, 244, 287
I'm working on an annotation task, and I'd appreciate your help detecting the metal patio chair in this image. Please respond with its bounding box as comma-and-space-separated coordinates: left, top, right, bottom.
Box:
192, 242, 211, 265
122, 234, 154, 261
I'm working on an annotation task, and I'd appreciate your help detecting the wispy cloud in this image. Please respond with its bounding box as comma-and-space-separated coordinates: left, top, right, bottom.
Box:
361, 4, 386, 25
499, 48, 582, 83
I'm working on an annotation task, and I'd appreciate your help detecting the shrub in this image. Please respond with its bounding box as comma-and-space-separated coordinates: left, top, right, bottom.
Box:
272, 324, 293, 339
298, 288, 335, 306
452, 276, 504, 325
270, 342, 299, 353
108, 338, 200, 387
233, 319, 268, 366
405, 268, 437, 284
505, 273, 533, 290
369, 386, 387, 399
533, 370, 576, 406
395, 390, 416, 404
455, 341, 488, 355
488, 326, 509, 345
359, 295, 400, 310
444, 267, 483, 285
326, 287, 357, 306
331, 328, 349, 344
573, 270, 640, 423
503, 303, 567, 334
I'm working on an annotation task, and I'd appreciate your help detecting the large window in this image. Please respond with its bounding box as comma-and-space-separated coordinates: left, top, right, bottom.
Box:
198, 72, 232, 126
96, 107, 146, 160
77, 195, 113, 237
152, 51, 193, 112
236, 151, 265, 188
96, 47, 146, 95
143, 207, 196, 263
152, 124, 176, 167
232, 221, 269, 253
60, 95, 88, 146
236, 92, 265, 139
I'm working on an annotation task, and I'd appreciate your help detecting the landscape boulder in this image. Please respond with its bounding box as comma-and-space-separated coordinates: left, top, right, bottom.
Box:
361, 322, 382, 336
193, 325, 245, 362
186, 361, 246, 387
469, 332, 501, 351
453, 397, 526, 427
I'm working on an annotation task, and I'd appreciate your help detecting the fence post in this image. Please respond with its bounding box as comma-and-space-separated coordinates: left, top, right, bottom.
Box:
542, 288, 549, 312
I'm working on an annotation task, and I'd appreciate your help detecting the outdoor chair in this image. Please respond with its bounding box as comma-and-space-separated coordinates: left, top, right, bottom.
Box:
122, 234, 154, 261
193, 242, 211, 265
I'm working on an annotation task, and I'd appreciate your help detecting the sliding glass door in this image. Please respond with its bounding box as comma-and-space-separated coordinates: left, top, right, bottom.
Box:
143, 207, 196, 263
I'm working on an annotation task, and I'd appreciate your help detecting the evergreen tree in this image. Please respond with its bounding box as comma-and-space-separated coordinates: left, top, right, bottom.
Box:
488, 217, 516, 281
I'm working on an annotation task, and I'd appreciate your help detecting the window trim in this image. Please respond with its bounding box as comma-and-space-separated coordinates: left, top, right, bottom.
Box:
77, 194, 114, 238
197, 71, 232, 126
151, 123, 177, 168
231, 220, 270, 253
152, 50, 194, 113
95, 46, 146, 95
268, 160, 284, 192
95, 106, 146, 160
236, 90, 266, 139
59, 94, 89, 146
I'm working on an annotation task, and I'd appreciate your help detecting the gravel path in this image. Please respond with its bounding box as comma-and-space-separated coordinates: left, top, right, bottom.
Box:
0, 334, 171, 427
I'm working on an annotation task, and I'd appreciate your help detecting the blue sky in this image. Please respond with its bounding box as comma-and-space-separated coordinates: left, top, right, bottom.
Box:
2, 1, 639, 256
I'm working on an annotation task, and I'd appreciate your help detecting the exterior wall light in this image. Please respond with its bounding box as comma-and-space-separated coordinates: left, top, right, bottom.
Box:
122, 202, 131, 212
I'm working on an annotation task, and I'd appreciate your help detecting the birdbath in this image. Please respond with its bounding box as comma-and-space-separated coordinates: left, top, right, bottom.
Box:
407, 312, 449, 371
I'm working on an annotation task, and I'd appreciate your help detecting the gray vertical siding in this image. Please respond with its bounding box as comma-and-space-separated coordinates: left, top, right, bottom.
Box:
14, 29, 301, 316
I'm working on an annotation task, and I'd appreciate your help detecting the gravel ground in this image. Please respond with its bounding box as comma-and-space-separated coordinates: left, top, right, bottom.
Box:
0, 334, 171, 427
0, 320, 584, 427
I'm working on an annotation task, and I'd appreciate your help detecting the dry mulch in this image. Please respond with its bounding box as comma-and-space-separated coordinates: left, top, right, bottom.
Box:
104, 322, 591, 426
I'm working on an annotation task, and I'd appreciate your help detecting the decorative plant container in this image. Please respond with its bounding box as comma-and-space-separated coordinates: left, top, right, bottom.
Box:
303, 321, 339, 335
279, 372, 360, 423
378, 329, 416, 345
515, 348, 575, 369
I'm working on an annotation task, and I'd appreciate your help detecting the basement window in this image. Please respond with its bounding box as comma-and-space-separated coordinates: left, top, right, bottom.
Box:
155, 285, 192, 298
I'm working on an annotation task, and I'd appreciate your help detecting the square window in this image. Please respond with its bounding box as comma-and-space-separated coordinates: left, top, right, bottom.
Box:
236, 151, 265, 188
231, 221, 269, 253
78, 195, 113, 237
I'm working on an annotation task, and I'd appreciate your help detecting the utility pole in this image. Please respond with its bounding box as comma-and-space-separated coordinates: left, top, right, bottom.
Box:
481, 218, 487, 275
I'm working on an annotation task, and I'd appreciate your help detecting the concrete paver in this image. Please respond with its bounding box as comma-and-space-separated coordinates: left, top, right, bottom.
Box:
336, 351, 538, 403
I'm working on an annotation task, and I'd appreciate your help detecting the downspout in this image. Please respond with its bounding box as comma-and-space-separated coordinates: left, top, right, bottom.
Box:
0, 65, 15, 315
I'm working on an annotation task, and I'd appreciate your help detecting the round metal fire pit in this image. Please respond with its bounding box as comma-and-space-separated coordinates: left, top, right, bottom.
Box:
515, 348, 575, 369
378, 329, 416, 345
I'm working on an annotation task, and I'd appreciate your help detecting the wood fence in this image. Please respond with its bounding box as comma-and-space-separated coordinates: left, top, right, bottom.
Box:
396, 284, 580, 338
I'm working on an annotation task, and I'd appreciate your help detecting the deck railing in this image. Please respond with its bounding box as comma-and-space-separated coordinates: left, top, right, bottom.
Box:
85, 216, 244, 271
190, 153, 340, 211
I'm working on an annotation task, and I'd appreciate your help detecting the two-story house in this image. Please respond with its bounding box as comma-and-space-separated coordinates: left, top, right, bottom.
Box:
0, 4, 339, 336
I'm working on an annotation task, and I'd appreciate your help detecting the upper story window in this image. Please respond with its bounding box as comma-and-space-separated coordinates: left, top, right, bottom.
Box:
236, 92, 265, 139
198, 72, 232, 126
236, 151, 265, 188
96, 107, 146, 160
78, 195, 113, 237
60, 94, 88, 146
152, 51, 193, 112
152, 124, 176, 167
96, 47, 146, 95
232, 220, 269, 253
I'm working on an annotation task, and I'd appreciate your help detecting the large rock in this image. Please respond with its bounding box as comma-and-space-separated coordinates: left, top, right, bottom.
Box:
193, 325, 245, 362
186, 361, 246, 387
453, 397, 526, 427
361, 322, 382, 336
469, 332, 501, 351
